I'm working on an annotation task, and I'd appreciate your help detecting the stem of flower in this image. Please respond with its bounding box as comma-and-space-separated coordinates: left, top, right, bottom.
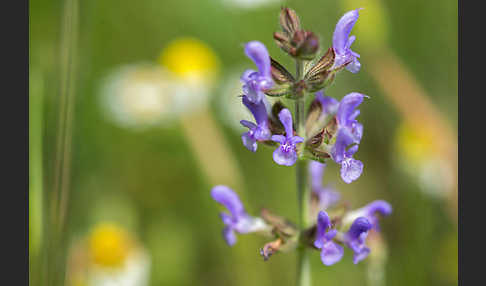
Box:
295, 59, 311, 286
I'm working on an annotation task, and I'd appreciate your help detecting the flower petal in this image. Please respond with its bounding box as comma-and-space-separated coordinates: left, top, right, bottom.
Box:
331, 128, 356, 163
340, 158, 363, 184
346, 57, 361, 73
242, 95, 268, 125
240, 120, 257, 130
310, 161, 326, 190
336, 92, 365, 127
332, 9, 361, 56
223, 226, 237, 246
315, 187, 341, 210
347, 217, 372, 241
314, 211, 331, 249
321, 242, 344, 266
241, 69, 257, 83
290, 135, 304, 144
365, 200, 392, 217
271, 135, 286, 144
352, 247, 370, 264
272, 145, 298, 166
241, 132, 257, 152
316, 91, 340, 116
244, 41, 271, 78
211, 185, 246, 219
278, 108, 294, 138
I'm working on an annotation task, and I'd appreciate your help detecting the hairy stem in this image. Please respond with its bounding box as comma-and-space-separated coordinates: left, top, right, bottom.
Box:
295, 59, 311, 286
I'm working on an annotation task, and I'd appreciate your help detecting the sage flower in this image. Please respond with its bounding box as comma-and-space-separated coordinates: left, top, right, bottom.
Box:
211, 185, 268, 246
332, 9, 362, 73
344, 200, 392, 231
331, 92, 366, 183
309, 161, 340, 209
240, 95, 272, 152
314, 211, 344, 266
345, 217, 372, 264
241, 41, 274, 103
271, 108, 304, 166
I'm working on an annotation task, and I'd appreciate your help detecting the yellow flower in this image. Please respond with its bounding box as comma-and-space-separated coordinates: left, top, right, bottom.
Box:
158, 37, 220, 85
395, 122, 436, 166
89, 223, 133, 267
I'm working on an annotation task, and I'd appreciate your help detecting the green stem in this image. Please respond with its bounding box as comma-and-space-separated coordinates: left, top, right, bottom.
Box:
295, 60, 311, 286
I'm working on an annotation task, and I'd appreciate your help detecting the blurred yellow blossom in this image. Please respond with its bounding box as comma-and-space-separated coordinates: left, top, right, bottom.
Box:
89, 223, 133, 267
67, 222, 150, 286
158, 37, 220, 85
394, 121, 453, 198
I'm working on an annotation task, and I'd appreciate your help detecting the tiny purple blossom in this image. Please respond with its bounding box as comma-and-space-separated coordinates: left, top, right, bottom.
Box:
315, 91, 339, 117
309, 161, 340, 209
314, 211, 344, 266
332, 9, 362, 73
349, 200, 392, 231
240, 95, 272, 152
345, 217, 372, 264
211, 185, 267, 246
271, 109, 304, 166
241, 41, 274, 103
330, 92, 367, 183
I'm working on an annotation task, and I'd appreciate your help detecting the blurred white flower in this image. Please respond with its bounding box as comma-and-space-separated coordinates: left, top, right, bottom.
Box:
394, 122, 454, 199
66, 223, 151, 286
100, 37, 221, 129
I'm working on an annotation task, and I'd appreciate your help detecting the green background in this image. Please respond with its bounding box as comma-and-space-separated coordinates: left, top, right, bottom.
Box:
30, 0, 457, 285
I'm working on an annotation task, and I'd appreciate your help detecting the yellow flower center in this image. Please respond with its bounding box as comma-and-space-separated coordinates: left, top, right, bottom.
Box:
89, 223, 132, 267
158, 37, 220, 84
395, 122, 436, 165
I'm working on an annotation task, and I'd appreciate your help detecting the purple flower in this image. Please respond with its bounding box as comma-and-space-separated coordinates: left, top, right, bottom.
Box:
271, 109, 304, 166
241, 41, 274, 103
344, 217, 372, 264
211, 185, 267, 246
315, 91, 339, 117
314, 211, 344, 266
240, 95, 272, 152
309, 161, 340, 209
332, 9, 362, 73
330, 92, 366, 184
346, 200, 392, 231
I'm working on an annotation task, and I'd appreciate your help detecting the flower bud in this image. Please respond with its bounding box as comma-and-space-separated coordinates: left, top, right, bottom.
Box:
279, 7, 301, 37
292, 31, 320, 60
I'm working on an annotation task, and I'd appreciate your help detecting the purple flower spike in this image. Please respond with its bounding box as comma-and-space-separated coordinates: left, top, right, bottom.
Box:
330, 92, 367, 183
211, 185, 267, 246
332, 9, 362, 73
241, 41, 274, 103
271, 109, 304, 166
240, 95, 272, 152
309, 161, 340, 209
345, 217, 372, 264
314, 211, 344, 266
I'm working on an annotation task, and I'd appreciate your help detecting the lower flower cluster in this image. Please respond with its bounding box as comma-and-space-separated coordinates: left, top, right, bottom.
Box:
211, 161, 391, 266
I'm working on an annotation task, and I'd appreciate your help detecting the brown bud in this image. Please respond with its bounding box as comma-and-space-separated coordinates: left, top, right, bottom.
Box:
273, 32, 292, 54
279, 7, 301, 37
290, 31, 320, 60
260, 238, 283, 261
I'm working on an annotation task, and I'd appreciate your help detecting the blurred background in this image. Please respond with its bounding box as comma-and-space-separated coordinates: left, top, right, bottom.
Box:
29, 0, 457, 285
